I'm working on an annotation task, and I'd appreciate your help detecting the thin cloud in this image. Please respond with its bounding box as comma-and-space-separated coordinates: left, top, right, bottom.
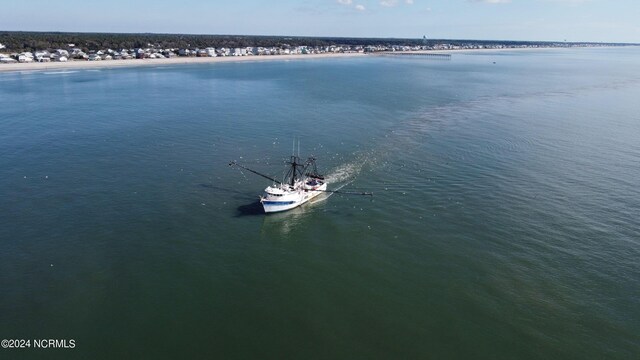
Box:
337, 0, 366, 12
542, 0, 592, 3
468, 0, 512, 3
380, 0, 416, 7
380, 0, 399, 7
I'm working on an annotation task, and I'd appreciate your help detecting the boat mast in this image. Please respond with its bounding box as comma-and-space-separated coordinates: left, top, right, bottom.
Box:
290, 155, 297, 187
286, 138, 305, 187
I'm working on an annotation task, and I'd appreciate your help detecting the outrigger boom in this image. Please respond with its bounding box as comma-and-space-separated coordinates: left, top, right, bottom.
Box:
313, 189, 373, 196
228, 160, 282, 185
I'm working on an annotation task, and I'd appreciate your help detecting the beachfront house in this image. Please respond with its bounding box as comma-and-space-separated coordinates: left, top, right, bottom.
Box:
231, 48, 247, 56
205, 47, 217, 57
18, 53, 34, 63
70, 48, 88, 59
120, 50, 133, 60
0, 53, 17, 63
162, 50, 177, 58
88, 54, 102, 61
55, 49, 70, 57
34, 51, 51, 62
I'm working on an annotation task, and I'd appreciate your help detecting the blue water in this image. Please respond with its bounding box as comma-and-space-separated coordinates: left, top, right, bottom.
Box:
1, 48, 639, 359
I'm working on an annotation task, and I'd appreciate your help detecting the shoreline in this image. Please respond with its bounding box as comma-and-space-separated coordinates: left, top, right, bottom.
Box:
0, 52, 367, 73
386, 45, 639, 55
1, 46, 636, 73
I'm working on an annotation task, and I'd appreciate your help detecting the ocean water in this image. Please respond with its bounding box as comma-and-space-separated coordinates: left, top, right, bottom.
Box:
1, 48, 639, 359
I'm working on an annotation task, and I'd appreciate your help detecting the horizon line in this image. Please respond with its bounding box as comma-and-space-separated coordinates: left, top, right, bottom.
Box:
1, 30, 638, 46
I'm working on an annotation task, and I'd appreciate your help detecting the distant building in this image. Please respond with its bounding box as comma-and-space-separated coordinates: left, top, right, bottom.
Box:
231, 48, 246, 56
34, 51, 50, 61
0, 56, 17, 63
18, 54, 34, 63
0, 53, 17, 63
162, 50, 176, 58
205, 47, 217, 57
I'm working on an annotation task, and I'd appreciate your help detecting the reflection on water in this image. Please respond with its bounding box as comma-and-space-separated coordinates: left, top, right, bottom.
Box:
260, 193, 330, 235
236, 201, 264, 216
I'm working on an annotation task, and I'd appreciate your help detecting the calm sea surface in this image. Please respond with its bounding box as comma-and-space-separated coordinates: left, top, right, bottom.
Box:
1, 48, 639, 359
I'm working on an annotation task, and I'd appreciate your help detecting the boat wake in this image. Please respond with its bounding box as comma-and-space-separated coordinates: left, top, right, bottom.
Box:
324, 155, 368, 184
306, 153, 371, 202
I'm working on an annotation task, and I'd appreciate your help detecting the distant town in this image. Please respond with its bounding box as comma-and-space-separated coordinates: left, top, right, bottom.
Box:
0, 31, 637, 64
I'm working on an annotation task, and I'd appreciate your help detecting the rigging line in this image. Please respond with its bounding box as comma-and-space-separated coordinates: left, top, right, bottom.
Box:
228, 161, 283, 185
314, 188, 373, 196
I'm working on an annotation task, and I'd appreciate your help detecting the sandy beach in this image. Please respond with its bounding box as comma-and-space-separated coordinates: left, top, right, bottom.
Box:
0, 48, 549, 74
2, 46, 633, 73
0, 52, 367, 73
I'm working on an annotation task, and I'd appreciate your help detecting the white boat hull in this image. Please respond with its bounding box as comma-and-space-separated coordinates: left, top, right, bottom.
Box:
261, 183, 327, 213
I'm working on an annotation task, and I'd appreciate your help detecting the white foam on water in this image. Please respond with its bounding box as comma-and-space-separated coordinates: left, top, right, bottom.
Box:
320, 152, 376, 199
325, 158, 366, 184
43, 71, 79, 75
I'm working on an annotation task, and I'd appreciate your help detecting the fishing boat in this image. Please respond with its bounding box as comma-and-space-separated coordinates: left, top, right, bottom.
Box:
230, 155, 327, 213
260, 155, 328, 213
229, 141, 372, 214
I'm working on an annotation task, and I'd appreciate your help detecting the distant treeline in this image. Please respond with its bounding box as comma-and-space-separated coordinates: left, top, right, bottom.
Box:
0, 31, 632, 52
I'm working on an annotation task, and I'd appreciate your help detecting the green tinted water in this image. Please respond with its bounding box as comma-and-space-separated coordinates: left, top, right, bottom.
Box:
1, 48, 639, 359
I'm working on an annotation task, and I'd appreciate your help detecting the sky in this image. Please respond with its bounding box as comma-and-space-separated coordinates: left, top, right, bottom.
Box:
1, 0, 639, 43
